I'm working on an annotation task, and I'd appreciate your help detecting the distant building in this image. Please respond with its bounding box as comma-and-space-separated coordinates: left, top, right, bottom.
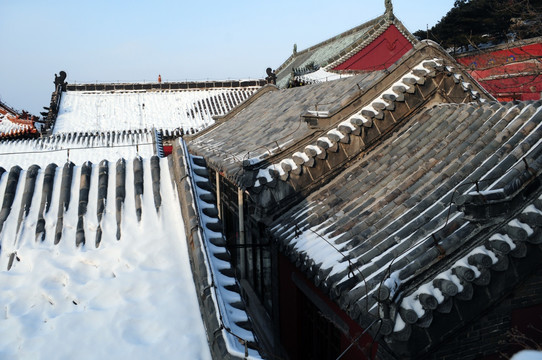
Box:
274, 3, 418, 88
0, 100, 39, 140
455, 37, 542, 101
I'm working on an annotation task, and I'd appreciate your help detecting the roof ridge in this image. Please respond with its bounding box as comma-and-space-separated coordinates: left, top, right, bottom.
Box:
252, 58, 481, 190
274, 15, 386, 75
325, 16, 419, 70
65, 79, 267, 92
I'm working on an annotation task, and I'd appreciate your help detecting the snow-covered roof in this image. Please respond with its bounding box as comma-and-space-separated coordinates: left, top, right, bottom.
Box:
53, 81, 264, 135
188, 71, 386, 185
170, 140, 263, 359
189, 45, 488, 194
0, 105, 38, 140
295, 68, 354, 85
0, 156, 212, 359
0, 129, 155, 169
270, 98, 542, 345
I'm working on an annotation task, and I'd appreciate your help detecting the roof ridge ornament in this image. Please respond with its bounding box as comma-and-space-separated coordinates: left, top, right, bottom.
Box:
385, 0, 395, 20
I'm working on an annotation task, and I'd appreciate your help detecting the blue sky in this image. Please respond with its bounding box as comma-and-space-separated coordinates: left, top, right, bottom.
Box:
0, 0, 455, 115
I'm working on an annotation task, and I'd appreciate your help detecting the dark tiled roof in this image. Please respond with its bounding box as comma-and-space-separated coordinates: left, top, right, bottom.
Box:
187, 71, 386, 186
188, 45, 489, 226
269, 100, 542, 347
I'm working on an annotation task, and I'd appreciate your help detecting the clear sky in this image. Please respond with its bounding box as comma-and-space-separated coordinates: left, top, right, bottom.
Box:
0, 0, 455, 115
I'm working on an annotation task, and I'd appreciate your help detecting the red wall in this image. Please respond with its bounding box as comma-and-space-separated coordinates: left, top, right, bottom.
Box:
457, 43, 542, 69
278, 254, 377, 360
333, 25, 413, 72
457, 42, 542, 101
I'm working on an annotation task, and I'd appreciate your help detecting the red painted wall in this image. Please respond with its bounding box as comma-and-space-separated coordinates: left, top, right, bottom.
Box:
457, 43, 542, 69
457, 42, 542, 101
279, 254, 377, 360
333, 25, 413, 72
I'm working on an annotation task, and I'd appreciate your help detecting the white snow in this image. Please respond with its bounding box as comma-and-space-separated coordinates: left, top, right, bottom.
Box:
511, 351, 542, 360
280, 158, 298, 171
305, 144, 323, 155
508, 219, 534, 237
401, 292, 426, 318
317, 137, 334, 147
489, 233, 517, 250
393, 314, 406, 332
327, 129, 345, 140
296, 68, 353, 85
256, 168, 274, 184
466, 246, 498, 264
0, 133, 155, 169
523, 204, 542, 215
467, 188, 505, 196
0, 158, 212, 360
54, 87, 258, 134
293, 151, 310, 163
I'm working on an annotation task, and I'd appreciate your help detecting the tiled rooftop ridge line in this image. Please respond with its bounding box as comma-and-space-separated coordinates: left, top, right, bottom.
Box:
0, 157, 165, 267
65, 80, 267, 92
252, 58, 481, 190
0, 129, 156, 152
384, 192, 542, 341
169, 139, 262, 360
274, 16, 385, 76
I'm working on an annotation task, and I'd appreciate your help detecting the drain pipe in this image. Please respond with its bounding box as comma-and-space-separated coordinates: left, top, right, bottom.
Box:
216, 172, 221, 219
238, 188, 245, 274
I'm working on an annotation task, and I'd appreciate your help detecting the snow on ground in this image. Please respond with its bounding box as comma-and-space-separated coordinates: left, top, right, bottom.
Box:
0, 158, 212, 360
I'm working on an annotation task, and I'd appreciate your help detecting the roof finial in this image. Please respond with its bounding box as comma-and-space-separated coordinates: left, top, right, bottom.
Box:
385, 0, 394, 20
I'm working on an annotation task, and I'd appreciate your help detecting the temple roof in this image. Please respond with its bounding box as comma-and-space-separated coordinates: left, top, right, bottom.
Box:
52, 80, 265, 135
0, 156, 213, 359
0, 102, 38, 140
274, 7, 418, 88
188, 42, 489, 193
0, 150, 262, 359
187, 71, 385, 184
269, 99, 542, 351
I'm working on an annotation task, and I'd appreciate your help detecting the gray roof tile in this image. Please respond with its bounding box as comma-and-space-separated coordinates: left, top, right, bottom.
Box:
270, 100, 542, 341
